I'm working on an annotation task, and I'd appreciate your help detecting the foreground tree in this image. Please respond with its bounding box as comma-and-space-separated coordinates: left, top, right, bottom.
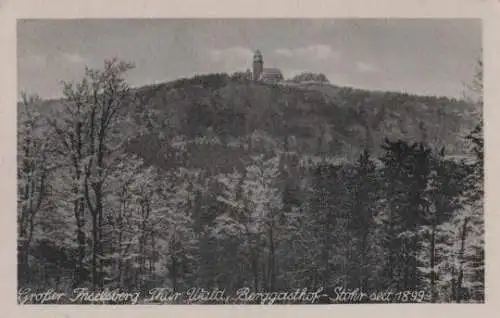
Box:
48, 59, 136, 290
17, 93, 52, 285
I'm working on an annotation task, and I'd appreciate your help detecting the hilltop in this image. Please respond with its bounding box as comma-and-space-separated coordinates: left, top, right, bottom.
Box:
31, 72, 477, 173
124, 73, 477, 170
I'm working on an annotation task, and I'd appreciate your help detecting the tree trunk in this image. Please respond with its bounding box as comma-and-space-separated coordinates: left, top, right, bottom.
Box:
456, 217, 469, 303
91, 212, 98, 291
251, 248, 259, 290
268, 226, 275, 291
360, 230, 369, 291
73, 119, 86, 289
73, 199, 86, 288
171, 255, 178, 292
430, 221, 437, 302
98, 201, 104, 288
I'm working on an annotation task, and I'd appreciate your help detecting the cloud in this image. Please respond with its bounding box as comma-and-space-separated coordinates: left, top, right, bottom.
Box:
275, 45, 339, 60
208, 46, 253, 63
19, 52, 87, 71
205, 46, 254, 73
61, 52, 87, 64
275, 49, 294, 57
355, 61, 379, 73
18, 54, 47, 69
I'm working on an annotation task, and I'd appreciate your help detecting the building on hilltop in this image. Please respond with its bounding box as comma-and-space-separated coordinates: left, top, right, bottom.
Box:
260, 68, 284, 83
252, 50, 263, 80
250, 49, 329, 85
252, 49, 284, 83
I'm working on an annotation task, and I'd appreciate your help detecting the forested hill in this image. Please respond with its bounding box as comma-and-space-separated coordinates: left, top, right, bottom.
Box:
115, 73, 477, 171
19, 62, 483, 303
35, 72, 476, 171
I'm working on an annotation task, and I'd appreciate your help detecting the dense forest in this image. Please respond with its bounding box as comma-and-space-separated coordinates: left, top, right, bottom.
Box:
17, 58, 484, 304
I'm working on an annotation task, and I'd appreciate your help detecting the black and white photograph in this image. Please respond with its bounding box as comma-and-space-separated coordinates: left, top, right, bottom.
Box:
16, 18, 484, 304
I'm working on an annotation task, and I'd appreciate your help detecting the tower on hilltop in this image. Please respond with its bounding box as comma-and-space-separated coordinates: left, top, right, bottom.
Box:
252, 49, 263, 81
251, 49, 284, 83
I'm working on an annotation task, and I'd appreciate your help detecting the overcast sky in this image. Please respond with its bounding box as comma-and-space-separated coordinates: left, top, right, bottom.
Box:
18, 19, 481, 99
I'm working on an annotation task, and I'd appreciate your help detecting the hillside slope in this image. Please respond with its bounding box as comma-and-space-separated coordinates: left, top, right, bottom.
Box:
117, 74, 477, 171
30, 73, 477, 173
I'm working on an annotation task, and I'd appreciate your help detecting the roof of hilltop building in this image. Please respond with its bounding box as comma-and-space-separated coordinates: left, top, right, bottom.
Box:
260, 68, 284, 82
